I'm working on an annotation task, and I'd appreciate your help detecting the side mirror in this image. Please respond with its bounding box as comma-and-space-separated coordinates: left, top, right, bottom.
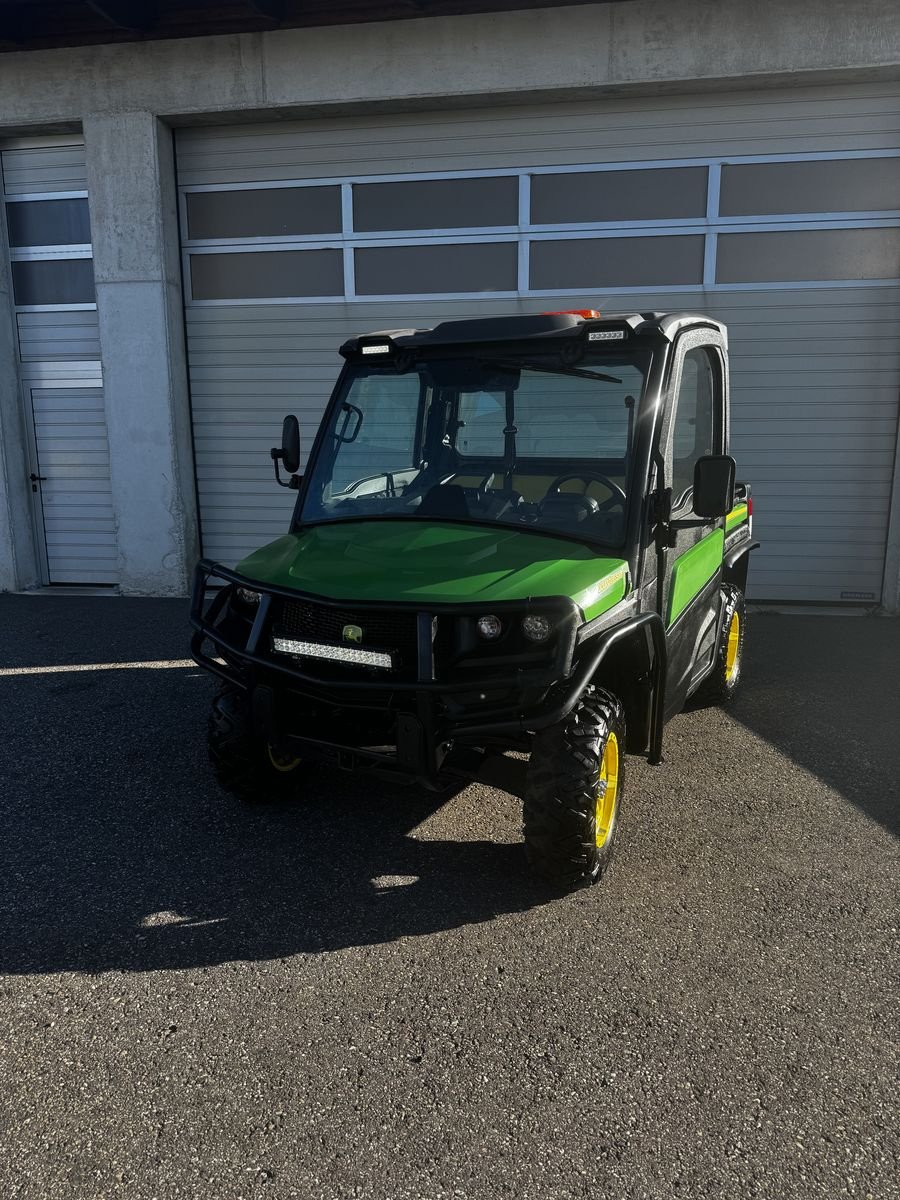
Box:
271, 415, 301, 488
280, 415, 301, 474
692, 454, 736, 518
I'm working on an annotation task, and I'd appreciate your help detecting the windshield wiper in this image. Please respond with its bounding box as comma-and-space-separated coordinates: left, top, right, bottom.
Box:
485, 360, 623, 385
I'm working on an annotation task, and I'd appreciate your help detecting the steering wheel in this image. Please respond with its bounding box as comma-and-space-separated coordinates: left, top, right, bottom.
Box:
542, 472, 626, 513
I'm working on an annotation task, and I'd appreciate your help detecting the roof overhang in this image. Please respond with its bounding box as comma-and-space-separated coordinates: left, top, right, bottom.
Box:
0, 0, 638, 54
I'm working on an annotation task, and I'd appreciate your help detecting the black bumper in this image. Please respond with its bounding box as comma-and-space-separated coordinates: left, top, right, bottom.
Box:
189, 560, 667, 782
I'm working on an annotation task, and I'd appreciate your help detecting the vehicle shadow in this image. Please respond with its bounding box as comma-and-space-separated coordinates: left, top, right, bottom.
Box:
700, 612, 900, 839
0, 597, 558, 974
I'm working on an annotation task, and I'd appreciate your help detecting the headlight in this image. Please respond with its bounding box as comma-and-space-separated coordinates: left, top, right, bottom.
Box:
522, 614, 552, 643
476, 614, 503, 640
235, 586, 261, 607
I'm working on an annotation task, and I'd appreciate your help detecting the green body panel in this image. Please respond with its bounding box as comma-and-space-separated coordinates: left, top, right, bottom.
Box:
237, 520, 629, 620
667, 528, 725, 625
725, 503, 749, 533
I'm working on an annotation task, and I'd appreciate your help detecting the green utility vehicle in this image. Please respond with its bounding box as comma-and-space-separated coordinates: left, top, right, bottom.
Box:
191, 310, 757, 888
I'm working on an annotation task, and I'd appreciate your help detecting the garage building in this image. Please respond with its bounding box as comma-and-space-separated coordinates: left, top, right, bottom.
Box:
1, 0, 899, 609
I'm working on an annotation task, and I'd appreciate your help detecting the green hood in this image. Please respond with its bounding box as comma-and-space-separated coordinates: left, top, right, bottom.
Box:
236, 520, 629, 621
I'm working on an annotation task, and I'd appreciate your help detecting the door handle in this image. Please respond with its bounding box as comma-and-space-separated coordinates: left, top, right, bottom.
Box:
29, 472, 46, 492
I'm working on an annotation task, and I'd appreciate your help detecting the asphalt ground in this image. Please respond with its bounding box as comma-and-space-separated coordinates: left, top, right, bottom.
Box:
0, 596, 897, 1200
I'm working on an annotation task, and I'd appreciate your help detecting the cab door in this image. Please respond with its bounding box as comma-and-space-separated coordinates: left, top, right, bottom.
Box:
660, 335, 728, 717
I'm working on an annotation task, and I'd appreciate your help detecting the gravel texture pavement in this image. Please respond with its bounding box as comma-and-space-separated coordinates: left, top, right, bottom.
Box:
0, 596, 897, 1200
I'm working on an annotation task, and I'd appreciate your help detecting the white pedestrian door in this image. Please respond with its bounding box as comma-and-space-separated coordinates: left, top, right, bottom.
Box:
24, 375, 118, 585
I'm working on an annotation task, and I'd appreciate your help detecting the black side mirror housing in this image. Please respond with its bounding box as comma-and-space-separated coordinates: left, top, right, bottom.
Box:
280, 415, 301, 474
692, 454, 736, 518
271, 415, 302, 488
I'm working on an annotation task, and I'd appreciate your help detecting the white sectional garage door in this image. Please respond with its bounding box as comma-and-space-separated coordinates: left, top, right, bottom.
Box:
1, 140, 116, 586
175, 81, 900, 604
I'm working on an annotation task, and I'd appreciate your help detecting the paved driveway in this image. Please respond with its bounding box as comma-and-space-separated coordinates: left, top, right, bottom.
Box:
0, 597, 897, 1199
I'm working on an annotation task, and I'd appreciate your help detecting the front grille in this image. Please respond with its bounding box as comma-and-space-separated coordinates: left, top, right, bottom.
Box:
274, 598, 419, 676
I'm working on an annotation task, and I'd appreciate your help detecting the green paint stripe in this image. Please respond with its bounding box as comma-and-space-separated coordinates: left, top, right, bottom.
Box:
668, 528, 724, 626
725, 503, 749, 533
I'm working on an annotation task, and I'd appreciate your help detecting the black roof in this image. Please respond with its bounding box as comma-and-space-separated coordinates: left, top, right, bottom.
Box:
341, 311, 725, 357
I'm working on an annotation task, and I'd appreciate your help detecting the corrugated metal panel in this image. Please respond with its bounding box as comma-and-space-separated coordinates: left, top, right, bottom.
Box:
16, 310, 101, 360
1, 144, 88, 195
177, 87, 900, 603
707, 289, 900, 601
175, 82, 900, 184
29, 385, 118, 585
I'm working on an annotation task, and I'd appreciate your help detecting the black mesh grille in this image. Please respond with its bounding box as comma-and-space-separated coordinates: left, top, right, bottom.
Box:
275, 598, 418, 675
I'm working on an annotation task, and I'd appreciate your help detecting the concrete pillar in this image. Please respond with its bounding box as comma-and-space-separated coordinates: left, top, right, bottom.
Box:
83, 111, 198, 596
0, 212, 40, 592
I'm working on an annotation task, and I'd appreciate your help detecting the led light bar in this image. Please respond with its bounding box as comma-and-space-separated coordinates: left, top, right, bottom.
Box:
272, 636, 394, 670
588, 330, 625, 341
361, 343, 392, 355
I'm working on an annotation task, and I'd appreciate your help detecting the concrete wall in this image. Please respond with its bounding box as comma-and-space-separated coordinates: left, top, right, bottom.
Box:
0, 0, 897, 129
1, 0, 899, 596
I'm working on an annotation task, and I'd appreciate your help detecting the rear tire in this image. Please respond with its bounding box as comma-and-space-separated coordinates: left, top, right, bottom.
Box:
695, 584, 745, 705
207, 685, 307, 804
523, 689, 626, 889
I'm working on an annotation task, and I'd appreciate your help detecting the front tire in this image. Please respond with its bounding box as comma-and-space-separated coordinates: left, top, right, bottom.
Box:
207, 685, 307, 804
523, 689, 626, 889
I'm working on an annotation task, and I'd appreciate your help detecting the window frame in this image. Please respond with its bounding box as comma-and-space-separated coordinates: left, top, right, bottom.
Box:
667, 342, 726, 516
2, 188, 96, 313
178, 149, 900, 307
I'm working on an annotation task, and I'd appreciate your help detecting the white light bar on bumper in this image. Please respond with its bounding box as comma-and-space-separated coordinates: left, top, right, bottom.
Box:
272, 636, 394, 670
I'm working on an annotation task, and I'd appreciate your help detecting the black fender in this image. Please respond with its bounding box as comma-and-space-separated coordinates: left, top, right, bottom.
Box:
723, 539, 760, 593
453, 611, 668, 764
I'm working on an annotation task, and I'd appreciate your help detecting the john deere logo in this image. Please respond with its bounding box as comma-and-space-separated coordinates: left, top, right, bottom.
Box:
342, 624, 363, 644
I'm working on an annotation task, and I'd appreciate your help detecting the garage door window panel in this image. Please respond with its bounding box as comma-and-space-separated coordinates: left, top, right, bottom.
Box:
531, 167, 708, 225
353, 177, 517, 233
11, 257, 95, 305
716, 228, 900, 284
189, 249, 343, 300
185, 186, 342, 240
530, 234, 704, 290
6, 197, 91, 247
720, 158, 900, 217
354, 242, 517, 296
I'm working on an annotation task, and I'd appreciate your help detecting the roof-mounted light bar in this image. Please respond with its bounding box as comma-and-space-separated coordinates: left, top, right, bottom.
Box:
360, 342, 392, 355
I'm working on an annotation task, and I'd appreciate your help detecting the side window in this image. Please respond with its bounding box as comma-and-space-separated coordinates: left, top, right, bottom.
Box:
671, 346, 721, 507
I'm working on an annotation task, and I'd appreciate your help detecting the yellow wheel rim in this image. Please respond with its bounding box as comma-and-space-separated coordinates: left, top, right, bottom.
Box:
724, 611, 741, 682
267, 745, 302, 773
595, 731, 620, 849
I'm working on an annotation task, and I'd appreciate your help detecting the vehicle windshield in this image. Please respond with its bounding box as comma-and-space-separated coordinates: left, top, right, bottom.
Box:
298, 351, 651, 546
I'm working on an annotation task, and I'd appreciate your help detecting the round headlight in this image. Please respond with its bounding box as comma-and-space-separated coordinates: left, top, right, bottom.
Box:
236, 586, 261, 607
476, 614, 503, 640
522, 614, 552, 643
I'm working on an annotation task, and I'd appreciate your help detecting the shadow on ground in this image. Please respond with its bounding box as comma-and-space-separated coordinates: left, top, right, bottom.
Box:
0, 597, 557, 975
721, 611, 900, 838
0, 597, 897, 975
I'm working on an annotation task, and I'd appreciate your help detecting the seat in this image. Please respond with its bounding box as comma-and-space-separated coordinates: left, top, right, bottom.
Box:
418, 483, 470, 519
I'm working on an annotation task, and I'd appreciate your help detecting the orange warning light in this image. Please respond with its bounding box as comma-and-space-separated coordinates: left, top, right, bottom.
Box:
542, 309, 602, 319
